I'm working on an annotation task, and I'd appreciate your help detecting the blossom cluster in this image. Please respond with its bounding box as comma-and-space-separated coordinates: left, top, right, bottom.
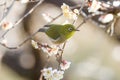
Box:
41, 60, 71, 80
87, 0, 120, 24
31, 40, 71, 69
31, 40, 71, 80
31, 40, 59, 56
0, 21, 13, 30
60, 60, 71, 71
60, 0, 120, 25
61, 3, 79, 20
41, 67, 64, 80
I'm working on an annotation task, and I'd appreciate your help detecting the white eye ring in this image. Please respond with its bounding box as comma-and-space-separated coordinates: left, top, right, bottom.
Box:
68, 28, 73, 31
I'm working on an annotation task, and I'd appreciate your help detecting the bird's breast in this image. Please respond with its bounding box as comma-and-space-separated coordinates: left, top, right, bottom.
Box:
50, 36, 67, 44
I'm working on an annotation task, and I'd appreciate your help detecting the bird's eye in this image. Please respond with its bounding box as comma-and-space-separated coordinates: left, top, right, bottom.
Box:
68, 27, 73, 31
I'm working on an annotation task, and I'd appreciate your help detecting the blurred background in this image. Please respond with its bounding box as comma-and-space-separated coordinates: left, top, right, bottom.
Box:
0, 0, 120, 80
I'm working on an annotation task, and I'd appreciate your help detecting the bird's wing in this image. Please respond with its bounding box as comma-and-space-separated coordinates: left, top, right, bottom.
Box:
45, 24, 63, 40
38, 24, 61, 32
45, 26, 60, 40
38, 24, 62, 40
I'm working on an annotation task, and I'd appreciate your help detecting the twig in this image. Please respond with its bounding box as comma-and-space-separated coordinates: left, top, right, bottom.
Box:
0, 43, 18, 49
76, 18, 86, 29
79, 0, 86, 14
70, 5, 81, 10
0, 2, 7, 24
72, 0, 85, 25
18, 31, 38, 47
0, 0, 15, 24
76, 12, 104, 30
107, 17, 117, 36
47, 13, 62, 25
61, 42, 67, 55
1, 0, 44, 38
28, 0, 40, 3
39, 74, 43, 80
57, 41, 67, 70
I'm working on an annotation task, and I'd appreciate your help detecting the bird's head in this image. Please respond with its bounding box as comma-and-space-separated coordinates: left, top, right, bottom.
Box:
60, 24, 79, 39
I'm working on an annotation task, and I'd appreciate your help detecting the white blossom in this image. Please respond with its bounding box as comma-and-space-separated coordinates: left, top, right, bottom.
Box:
88, 0, 101, 12
31, 40, 39, 49
117, 12, 120, 16
20, 0, 29, 3
98, 14, 114, 23
60, 60, 71, 71
41, 67, 53, 79
41, 67, 64, 80
61, 3, 79, 20
61, 3, 70, 13
1, 21, 13, 30
73, 9, 79, 15
41, 43, 59, 56
113, 1, 120, 7
52, 69, 64, 80
101, 2, 110, 8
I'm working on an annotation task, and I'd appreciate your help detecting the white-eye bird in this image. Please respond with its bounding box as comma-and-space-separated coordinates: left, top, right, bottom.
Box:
38, 24, 79, 44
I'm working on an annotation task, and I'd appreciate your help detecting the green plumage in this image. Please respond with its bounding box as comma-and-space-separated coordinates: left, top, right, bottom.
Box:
39, 24, 76, 44
45, 24, 61, 40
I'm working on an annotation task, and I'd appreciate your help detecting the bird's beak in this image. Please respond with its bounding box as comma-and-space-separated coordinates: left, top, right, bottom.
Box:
75, 29, 79, 31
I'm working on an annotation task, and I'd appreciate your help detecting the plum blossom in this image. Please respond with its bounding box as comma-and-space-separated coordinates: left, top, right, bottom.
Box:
117, 12, 120, 16
41, 67, 64, 80
31, 41, 59, 56
61, 3, 69, 13
88, 0, 101, 12
31, 40, 39, 49
41, 67, 53, 79
60, 60, 71, 71
41, 43, 59, 56
20, 0, 29, 3
61, 3, 79, 20
73, 9, 79, 15
98, 14, 114, 23
52, 69, 64, 80
113, 1, 120, 7
1, 21, 13, 30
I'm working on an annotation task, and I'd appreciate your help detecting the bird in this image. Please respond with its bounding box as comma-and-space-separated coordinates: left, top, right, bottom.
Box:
38, 24, 79, 44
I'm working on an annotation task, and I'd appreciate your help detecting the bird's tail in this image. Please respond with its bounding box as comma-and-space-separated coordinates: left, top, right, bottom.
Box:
38, 25, 49, 32
38, 28, 46, 32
